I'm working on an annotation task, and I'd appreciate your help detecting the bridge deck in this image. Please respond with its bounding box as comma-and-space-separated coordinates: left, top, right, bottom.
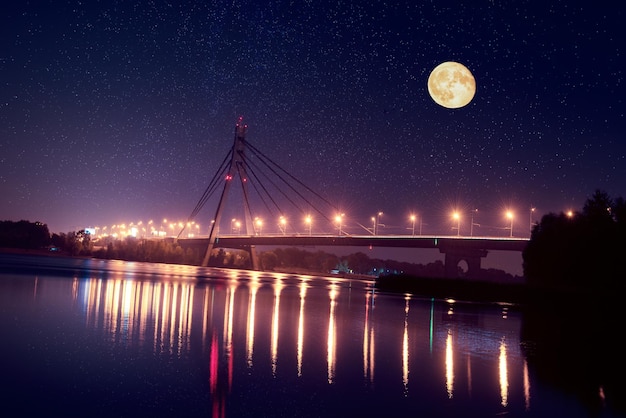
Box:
179, 235, 528, 252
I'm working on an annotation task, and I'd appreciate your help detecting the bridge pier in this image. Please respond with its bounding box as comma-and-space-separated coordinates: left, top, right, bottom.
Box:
442, 248, 488, 278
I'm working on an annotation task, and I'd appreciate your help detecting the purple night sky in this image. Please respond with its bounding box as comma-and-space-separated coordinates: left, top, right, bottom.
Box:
1, 1, 624, 247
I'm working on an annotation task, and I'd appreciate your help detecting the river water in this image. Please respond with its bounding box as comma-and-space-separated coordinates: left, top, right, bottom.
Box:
0, 252, 623, 417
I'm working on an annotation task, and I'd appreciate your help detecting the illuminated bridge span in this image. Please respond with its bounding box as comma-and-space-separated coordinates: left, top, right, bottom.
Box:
179, 118, 529, 278
178, 234, 528, 279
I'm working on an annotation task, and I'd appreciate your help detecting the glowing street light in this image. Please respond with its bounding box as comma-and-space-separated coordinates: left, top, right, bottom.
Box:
304, 215, 312, 236
376, 211, 383, 235
409, 214, 416, 236
452, 212, 460, 236
530, 207, 536, 234
506, 211, 514, 237
186, 221, 194, 238
335, 213, 344, 236
279, 216, 287, 235
255, 218, 263, 235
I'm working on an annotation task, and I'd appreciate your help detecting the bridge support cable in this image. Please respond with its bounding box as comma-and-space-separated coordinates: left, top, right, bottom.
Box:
235, 161, 263, 225
176, 146, 233, 239
201, 118, 259, 268
236, 142, 338, 229
232, 156, 259, 237
242, 152, 309, 213
233, 133, 339, 230
191, 147, 233, 218
190, 117, 340, 268
237, 149, 331, 234
238, 155, 291, 222
243, 139, 338, 222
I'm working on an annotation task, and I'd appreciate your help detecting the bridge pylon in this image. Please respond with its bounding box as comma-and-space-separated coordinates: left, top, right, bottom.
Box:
201, 117, 260, 269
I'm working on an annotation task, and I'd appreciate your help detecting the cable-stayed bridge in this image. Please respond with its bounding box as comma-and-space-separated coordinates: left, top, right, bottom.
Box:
177, 118, 528, 278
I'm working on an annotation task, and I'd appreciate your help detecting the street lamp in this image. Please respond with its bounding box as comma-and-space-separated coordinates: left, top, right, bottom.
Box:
409, 214, 416, 236
335, 213, 344, 236
279, 216, 287, 235
530, 207, 536, 234
452, 212, 460, 236
371, 216, 376, 235
470, 209, 478, 237
506, 211, 514, 237
255, 218, 263, 235
304, 215, 312, 236
376, 211, 383, 235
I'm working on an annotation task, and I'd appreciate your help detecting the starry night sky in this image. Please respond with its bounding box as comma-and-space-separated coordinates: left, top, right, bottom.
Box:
1, 1, 624, 238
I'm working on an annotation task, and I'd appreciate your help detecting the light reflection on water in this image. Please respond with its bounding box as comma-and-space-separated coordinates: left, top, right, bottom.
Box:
0, 253, 619, 417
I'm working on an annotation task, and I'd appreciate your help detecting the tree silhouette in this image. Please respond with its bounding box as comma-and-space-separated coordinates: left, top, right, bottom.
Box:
0, 220, 50, 249
523, 189, 625, 295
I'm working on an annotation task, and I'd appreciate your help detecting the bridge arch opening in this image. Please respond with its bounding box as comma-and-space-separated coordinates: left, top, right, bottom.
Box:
455, 259, 469, 277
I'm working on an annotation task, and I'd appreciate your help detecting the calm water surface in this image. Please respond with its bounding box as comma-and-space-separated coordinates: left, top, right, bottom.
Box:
0, 253, 623, 417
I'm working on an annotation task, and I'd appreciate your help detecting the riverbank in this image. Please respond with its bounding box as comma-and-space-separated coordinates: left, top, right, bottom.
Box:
374, 273, 600, 307
0, 247, 601, 308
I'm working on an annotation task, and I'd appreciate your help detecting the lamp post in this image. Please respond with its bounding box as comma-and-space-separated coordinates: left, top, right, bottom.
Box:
371, 216, 376, 235
410, 214, 416, 236
452, 212, 460, 236
305, 215, 312, 236
470, 209, 478, 237
255, 218, 263, 235
335, 213, 344, 236
506, 211, 514, 237
279, 216, 287, 235
530, 207, 536, 234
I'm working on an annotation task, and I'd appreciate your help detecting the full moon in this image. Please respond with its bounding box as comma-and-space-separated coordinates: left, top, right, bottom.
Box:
427, 61, 476, 109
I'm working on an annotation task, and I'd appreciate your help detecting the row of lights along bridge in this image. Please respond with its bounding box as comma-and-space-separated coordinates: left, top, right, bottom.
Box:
88, 206, 576, 240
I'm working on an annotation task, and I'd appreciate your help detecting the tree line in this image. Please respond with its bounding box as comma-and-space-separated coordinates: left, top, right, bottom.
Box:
523, 189, 626, 295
